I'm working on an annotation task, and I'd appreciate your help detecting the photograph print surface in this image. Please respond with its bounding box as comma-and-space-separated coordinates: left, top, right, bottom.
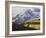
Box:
12, 7, 40, 31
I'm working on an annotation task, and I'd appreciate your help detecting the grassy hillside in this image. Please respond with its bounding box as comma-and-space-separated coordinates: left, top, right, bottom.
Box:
12, 19, 40, 31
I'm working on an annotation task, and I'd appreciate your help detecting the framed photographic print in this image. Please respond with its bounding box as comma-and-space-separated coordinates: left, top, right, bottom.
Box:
5, 1, 45, 37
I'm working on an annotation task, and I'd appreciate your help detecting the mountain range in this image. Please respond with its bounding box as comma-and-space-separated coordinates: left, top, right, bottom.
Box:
12, 8, 40, 24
